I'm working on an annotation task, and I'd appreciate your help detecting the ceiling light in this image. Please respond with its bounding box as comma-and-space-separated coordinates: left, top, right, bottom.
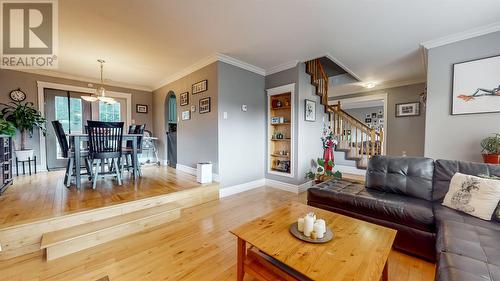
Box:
363, 82, 376, 89
81, 59, 116, 104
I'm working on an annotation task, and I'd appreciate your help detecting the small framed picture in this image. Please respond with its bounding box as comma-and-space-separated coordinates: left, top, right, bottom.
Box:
365, 113, 371, 118
365, 117, 372, 123
199, 97, 211, 114
192, 80, 208, 94
395, 102, 420, 117
180, 92, 189, 106
191, 105, 196, 112
181, 110, 191, 120
304, 99, 316, 122
371, 112, 377, 118
136, 104, 148, 113
379, 119, 384, 125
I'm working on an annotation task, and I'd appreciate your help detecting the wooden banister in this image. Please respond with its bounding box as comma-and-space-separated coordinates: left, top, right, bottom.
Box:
305, 58, 383, 162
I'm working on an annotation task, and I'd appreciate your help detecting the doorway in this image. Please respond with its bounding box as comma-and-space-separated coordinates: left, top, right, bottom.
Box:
165, 91, 177, 168
44, 89, 128, 170
44, 89, 92, 169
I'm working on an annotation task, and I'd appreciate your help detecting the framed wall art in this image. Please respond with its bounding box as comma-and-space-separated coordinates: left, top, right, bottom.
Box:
452, 55, 500, 115
395, 102, 420, 117
199, 97, 211, 114
179, 92, 189, 106
304, 99, 316, 122
136, 104, 148, 113
181, 110, 191, 120
192, 80, 208, 94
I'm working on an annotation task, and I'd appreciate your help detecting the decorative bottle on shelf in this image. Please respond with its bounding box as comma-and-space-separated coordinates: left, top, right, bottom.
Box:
276, 100, 282, 108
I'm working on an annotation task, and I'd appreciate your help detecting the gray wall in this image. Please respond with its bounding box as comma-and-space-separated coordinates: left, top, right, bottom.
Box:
332, 83, 426, 157
217, 62, 265, 188
0, 69, 153, 165
265, 63, 327, 185
296, 63, 328, 185
425, 31, 500, 162
152, 63, 219, 173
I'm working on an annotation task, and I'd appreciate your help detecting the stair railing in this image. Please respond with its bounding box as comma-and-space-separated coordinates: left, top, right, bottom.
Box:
306, 59, 384, 163
329, 102, 384, 161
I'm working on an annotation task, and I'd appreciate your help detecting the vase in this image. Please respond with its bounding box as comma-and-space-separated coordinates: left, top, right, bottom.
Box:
323, 146, 334, 172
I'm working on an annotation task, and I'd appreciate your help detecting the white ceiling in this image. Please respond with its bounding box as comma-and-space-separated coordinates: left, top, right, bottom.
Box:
45, 0, 500, 91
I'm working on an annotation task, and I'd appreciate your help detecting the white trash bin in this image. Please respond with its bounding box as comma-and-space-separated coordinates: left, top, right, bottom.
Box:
197, 162, 212, 184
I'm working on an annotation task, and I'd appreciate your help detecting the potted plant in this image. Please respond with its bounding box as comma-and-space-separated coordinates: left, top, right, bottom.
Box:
481, 133, 500, 164
0, 118, 16, 137
306, 158, 342, 184
0, 102, 46, 161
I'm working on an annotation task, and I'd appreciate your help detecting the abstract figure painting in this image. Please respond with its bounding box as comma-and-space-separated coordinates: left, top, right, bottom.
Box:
452, 55, 500, 115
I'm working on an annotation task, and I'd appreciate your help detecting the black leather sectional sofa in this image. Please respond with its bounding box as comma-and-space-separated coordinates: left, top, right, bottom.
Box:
307, 156, 500, 281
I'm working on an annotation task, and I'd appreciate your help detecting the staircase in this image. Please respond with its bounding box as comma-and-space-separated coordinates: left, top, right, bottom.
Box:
305, 59, 384, 169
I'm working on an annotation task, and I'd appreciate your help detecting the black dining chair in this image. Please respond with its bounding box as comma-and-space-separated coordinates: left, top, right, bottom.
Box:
51, 121, 92, 187
123, 124, 145, 176
87, 121, 124, 189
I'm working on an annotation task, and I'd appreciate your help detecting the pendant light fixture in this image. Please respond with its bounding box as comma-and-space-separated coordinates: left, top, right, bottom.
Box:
82, 59, 116, 103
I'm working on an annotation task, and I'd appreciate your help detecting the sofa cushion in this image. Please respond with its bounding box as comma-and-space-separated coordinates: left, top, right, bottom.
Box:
434, 204, 500, 232
433, 159, 500, 194
436, 252, 500, 281
365, 156, 434, 201
436, 219, 500, 266
308, 179, 435, 232
442, 173, 500, 220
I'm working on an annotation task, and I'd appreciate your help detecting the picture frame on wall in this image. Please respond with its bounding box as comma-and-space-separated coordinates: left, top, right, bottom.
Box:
180, 92, 189, 106
371, 112, 377, 118
452, 55, 500, 115
304, 99, 316, 122
199, 97, 211, 114
192, 80, 208, 94
395, 102, 420, 117
364, 117, 372, 123
136, 104, 148, 113
365, 113, 371, 118
181, 110, 191, 120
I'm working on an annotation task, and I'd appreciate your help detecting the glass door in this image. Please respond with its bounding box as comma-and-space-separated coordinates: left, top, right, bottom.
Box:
44, 89, 92, 169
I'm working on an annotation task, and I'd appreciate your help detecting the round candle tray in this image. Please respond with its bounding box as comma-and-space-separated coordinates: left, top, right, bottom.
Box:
289, 222, 333, 244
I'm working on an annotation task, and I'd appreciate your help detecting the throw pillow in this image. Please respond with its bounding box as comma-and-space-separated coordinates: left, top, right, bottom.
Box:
442, 172, 500, 220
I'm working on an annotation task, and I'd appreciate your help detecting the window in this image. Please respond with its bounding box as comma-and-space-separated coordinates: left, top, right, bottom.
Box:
99, 101, 121, 122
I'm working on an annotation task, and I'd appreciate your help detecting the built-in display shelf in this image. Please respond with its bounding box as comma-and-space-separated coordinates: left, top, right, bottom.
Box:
267, 84, 295, 178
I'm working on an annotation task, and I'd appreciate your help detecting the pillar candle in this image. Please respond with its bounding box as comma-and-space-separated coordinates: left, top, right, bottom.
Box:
297, 218, 304, 232
313, 222, 324, 239
316, 219, 326, 234
304, 214, 314, 237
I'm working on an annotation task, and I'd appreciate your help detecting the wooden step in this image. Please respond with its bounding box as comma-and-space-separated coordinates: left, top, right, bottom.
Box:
40, 203, 181, 261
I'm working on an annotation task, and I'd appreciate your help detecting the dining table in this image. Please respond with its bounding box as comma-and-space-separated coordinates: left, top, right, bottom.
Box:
67, 133, 143, 189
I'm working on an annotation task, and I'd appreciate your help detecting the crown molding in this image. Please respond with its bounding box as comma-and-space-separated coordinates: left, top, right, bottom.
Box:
421, 22, 500, 50
217, 53, 266, 76
153, 54, 219, 90
153, 53, 266, 91
265, 60, 299, 75
10, 69, 153, 92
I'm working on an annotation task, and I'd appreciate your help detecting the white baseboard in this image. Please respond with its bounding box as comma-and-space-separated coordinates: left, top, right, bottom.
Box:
265, 179, 312, 194
219, 178, 265, 198
175, 163, 220, 183
335, 164, 367, 176
176, 164, 196, 175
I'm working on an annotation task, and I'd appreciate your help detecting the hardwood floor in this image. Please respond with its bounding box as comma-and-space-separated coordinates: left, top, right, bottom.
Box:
0, 186, 435, 281
0, 166, 202, 228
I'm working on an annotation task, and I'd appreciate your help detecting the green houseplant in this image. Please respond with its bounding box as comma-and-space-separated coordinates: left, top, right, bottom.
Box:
306, 158, 342, 184
481, 133, 500, 164
0, 118, 16, 137
0, 101, 46, 161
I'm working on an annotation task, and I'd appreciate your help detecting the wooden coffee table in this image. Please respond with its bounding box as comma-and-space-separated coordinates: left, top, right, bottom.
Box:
230, 202, 397, 281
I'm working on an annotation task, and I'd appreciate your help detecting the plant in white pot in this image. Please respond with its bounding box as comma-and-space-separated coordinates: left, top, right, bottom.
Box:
0, 102, 46, 161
